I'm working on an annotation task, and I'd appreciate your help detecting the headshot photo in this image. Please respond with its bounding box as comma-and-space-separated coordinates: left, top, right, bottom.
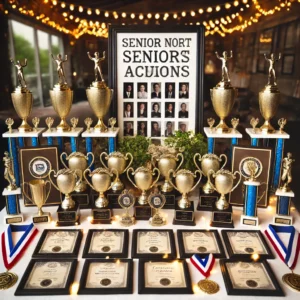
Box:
179, 122, 188, 133
165, 102, 175, 118
151, 121, 161, 137
137, 121, 147, 136
178, 102, 189, 118
165, 83, 175, 99
137, 102, 147, 118
123, 82, 134, 99
137, 82, 148, 99
179, 83, 189, 99
124, 102, 134, 118
165, 121, 174, 137
151, 83, 161, 99
151, 102, 161, 118
124, 121, 134, 136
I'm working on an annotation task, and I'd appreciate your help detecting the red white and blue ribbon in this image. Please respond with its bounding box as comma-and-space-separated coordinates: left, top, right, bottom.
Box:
190, 254, 215, 278
265, 224, 300, 270
1, 223, 38, 270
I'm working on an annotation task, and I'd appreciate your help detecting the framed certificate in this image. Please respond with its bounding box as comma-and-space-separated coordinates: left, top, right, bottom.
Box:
221, 260, 284, 296
177, 230, 226, 258
132, 229, 176, 259
15, 259, 77, 296
222, 230, 274, 260
82, 229, 129, 258
138, 259, 192, 294
32, 229, 83, 258
78, 259, 133, 295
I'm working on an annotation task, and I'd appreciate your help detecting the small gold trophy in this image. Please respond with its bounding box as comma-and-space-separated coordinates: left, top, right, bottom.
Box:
250, 117, 259, 133
45, 117, 54, 132
84, 117, 93, 132
109, 117, 116, 131
148, 187, 167, 226
70, 117, 78, 131
32, 117, 40, 131
5, 118, 14, 133
3, 152, 17, 191
278, 118, 287, 134
118, 189, 135, 226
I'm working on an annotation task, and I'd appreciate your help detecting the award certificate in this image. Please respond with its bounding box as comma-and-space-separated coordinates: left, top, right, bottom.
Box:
137, 231, 171, 254
89, 231, 124, 254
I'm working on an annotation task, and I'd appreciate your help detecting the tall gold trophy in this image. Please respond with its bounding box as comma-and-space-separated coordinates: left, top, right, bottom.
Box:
86, 51, 113, 132
10, 59, 33, 132
50, 54, 73, 132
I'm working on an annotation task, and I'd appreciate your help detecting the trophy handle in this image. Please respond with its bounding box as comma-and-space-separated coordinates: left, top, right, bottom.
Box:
193, 153, 201, 171
83, 169, 96, 190
175, 153, 184, 172
108, 168, 119, 190
86, 152, 95, 169
190, 170, 203, 192
207, 170, 217, 192
124, 152, 133, 172
231, 171, 242, 192
150, 167, 161, 189
60, 152, 68, 169
126, 167, 138, 189
220, 154, 227, 169
22, 182, 33, 204
99, 152, 109, 169
45, 180, 52, 202
167, 169, 179, 192
48, 169, 60, 191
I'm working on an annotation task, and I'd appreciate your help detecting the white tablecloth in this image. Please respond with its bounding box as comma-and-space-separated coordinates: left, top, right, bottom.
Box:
1, 190, 299, 300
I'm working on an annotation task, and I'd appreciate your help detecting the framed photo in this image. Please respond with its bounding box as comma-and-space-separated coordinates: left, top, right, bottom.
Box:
123, 102, 134, 118
222, 230, 274, 260
19, 146, 61, 206
78, 259, 133, 295
132, 229, 176, 259
230, 146, 272, 207
109, 25, 204, 139
138, 259, 192, 294
177, 230, 226, 258
282, 54, 295, 75
32, 229, 83, 259
82, 229, 129, 258
137, 102, 148, 118
220, 260, 284, 296
15, 259, 77, 296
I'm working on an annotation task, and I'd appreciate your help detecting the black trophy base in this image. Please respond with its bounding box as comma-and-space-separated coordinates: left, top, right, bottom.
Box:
91, 203, 112, 224
56, 202, 80, 226
210, 201, 234, 228
106, 190, 123, 209
173, 201, 195, 226
71, 186, 91, 209
160, 188, 181, 209
197, 190, 219, 211
135, 203, 152, 220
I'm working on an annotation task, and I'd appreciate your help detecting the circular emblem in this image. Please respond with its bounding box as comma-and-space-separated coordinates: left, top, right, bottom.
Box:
160, 278, 171, 286
246, 280, 258, 288
282, 273, 300, 292
197, 246, 207, 253
0, 271, 18, 290
239, 157, 262, 179
198, 279, 220, 294
100, 278, 111, 286
118, 193, 135, 209
52, 246, 62, 253
148, 193, 166, 209
244, 247, 254, 253
101, 246, 111, 253
29, 157, 51, 178
40, 279, 52, 287
149, 246, 159, 253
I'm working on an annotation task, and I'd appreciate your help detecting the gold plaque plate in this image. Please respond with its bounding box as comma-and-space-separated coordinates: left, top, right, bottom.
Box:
0, 271, 18, 290
198, 279, 220, 294
282, 273, 300, 292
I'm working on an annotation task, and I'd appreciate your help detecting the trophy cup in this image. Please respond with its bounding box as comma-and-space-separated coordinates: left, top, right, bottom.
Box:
148, 187, 167, 226
83, 167, 117, 224
118, 189, 135, 226
127, 166, 160, 220
50, 53, 73, 132
86, 51, 113, 132
49, 168, 80, 226
10, 58, 33, 132
23, 179, 51, 223
194, 153, 227, 211
168, 169, 202, 226
274, 152, 295, 225
208, 169, 241, 228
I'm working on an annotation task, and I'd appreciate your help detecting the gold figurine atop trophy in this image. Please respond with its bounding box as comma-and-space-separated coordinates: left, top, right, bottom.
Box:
278, 118, 287, 134
45, 117, 54, 132
32, 117, 40, 131
70, 117, 79, 131
280, 152, 294, 192
5, 118, 14, 133
250, 117, 259, 133
3, 152, 17, 191
84, 117, 93, 132
109, 117, 116, 131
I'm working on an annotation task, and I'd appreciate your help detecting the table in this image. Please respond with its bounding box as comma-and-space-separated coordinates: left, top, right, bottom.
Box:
1, 190, 299, 299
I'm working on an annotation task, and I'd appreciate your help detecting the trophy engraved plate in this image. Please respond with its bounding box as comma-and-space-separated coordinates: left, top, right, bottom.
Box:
197, 194, 218, 211
134, 205, 152, 220
92, 208, 112, 224
5, 216, 23, 224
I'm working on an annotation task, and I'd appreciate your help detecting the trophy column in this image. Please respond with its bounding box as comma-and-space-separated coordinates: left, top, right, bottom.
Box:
2, 188, 23, 224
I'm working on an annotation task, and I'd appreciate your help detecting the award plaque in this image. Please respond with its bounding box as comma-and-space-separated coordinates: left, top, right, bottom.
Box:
177, 230, 226, 258
138, 259, 193, 294
32, 229, 82, 259
82, 229, 129, 259
78, 259, 133, 295
221, 260, 284, 296
222, 230, 274, 260
15, 259, 77, 296
132, 229, 176, 259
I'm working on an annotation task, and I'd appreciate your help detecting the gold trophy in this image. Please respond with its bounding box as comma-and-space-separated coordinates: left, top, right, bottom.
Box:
32, 117, 40, 131
109, 117, 116, 131
11, 58, 33, 132
3, 152, 17, 191
23, 179, 51, 223
148, 187, 167, 226
118, 189, 135, 226
100, 151, 133, 191
45, 117, 54, 132
259, 53, 281, 134
70, 117, 78, 131
50, 53, 73, 132
210, 51, 238, 133
84, 117, 93, 132
86, 51, 113, 132
5, 118, 14, 133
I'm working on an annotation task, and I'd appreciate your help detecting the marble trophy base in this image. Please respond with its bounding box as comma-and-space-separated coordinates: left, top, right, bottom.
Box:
91, 203, 112, 224
160, 186, 180, 209
197, 189, 219, 211
204, 127, 243, 138
42, 127, 83, 137
210, 200, 234, 228
107, 190, 122, 209
71, 186, 91, 209
32, 212, 51, 224
3, 188, 23, 224
245, 128, 290, 139
273, 189, 294, 225
135, 203, 152, 220
82, 128, 120, 138
3, 128, 45, 138
173, 201, 195, 226
4, 214, 23, 224
240, 215, 259, 227
56, 202, 80, 226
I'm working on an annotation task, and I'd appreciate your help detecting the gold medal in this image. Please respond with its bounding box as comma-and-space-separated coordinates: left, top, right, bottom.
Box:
282, 273, 300, 292
198, 279, 219, 294
0, 271, 18, 290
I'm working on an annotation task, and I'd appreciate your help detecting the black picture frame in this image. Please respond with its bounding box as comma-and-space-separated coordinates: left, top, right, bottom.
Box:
78, 259, 133, 295
177, 229, 226, 258
220, 259, 284, 296
222, 230, 274, 260
138, 259, 193, 294
132, 229, 176, 259
32, 229, 82, 259
82, 229, 129, 258
15, 259, 77, 296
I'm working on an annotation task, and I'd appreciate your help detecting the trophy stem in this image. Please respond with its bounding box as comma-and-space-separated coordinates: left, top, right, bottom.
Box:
75, 180, 87, 193
215, 194, 229, 210
138, 191, 148, 205
57, 117, 71, 132
178, 193, 191, 209
94, 118, 108, 132
95, 192, 109, 208
202, 180, 215, 194
260, 119, 275, 134
111, 177, 124, 191
61, 193, 75, 209
38, 207, 45, 216
215, 119, 230, 133
18, 118, 32, 132
161, 180, 173, 193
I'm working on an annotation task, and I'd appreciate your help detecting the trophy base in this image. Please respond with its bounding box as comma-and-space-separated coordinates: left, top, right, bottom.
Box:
107, 190, 122, 208
260, 121, 275, 134
71, 187, 91, 209
197, 189, 218, 211
91, 203, 112, 224
135, 203, 152, 220
119, 214, 135, 227
94, 118, 108, 133
173, 201, 195, 226
32, 212, 51, 224
160, 187, 180, 209
56, 118, 71, 132
4, 214, 23, 224
56, 202, 80, 226
18, 120, 33, 133
149, 214, 166, 226
273, 214, 293, 225
210, 201, 234, 228
240, 215, 259, 227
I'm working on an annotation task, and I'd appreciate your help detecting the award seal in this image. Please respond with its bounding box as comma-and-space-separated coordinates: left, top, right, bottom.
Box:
160, 278, 171, 286
282, 273, 300, 292
246, 280, 258, 288
52, 246, 62, 253
198, 279, 220, 294
244, 247, 254, 253
149, 246, 159, 253
101, 246, 111, 253
29, 156, 52, 178
197, 246, 207, 253
100, 278, 111, 286
40, 279, 52, 287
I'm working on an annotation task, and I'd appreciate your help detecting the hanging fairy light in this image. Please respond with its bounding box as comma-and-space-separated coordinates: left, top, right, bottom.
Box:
198, 8, 204, 14
190, 11, 196, 16
78, 6, 83, 13
69, 4, 74, 11
122, 12, 126, 18
216, 6, 221, 12
173, 13, 177, 18
181, 11, 186, 17
147, 13, 152, 18
105, 11, 109, 17
131, 13, 135, 19
87, 9, 92, 15
95, 9, 100, 15
139, 14, 144, 20
155, 13, 160, 19
207, 7, 213, 12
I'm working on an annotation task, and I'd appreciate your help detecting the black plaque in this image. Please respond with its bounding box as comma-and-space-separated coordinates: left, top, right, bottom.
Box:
135, 204, 152, 220
57, 202, 80, 226
197, 191, 218, 211
173, 201, 195, 226
211, 201, 234, 228
71, 185, 91, 209
33, 215, 50, 223
107, 190, 122, 208
92, 203, 113, 224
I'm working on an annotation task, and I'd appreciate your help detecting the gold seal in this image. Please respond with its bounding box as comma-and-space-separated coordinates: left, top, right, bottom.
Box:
198, 279, 219, 294
282, 273, 300, 292
0, 271, 18, 290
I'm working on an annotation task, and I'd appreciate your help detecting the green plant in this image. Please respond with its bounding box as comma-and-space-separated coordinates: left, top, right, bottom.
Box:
164, 131, 207, 171
118, 136, 152, 169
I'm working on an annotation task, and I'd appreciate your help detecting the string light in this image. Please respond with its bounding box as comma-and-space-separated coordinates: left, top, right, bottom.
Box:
207, 7, 213, 12
173, 13, 177, 18
130, 13, 135, 19
69, 4, 74, 11
95, 9, 100, 15
198, 8, 204, 14
216, 6, 221, 12
190, 11, 196, 16
122, 12, 126, 18
78, 6, 83, 13
105, 11, 109, 17
155, 13, 160, 19
139, 14, 144, 20
147, 13, 152, 18
181, 11, 186, 17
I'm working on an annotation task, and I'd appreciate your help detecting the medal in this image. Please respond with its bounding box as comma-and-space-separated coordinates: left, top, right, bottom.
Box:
282, 273, 300, 292
198, 279, 220, 294
0, 271, 18, 290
